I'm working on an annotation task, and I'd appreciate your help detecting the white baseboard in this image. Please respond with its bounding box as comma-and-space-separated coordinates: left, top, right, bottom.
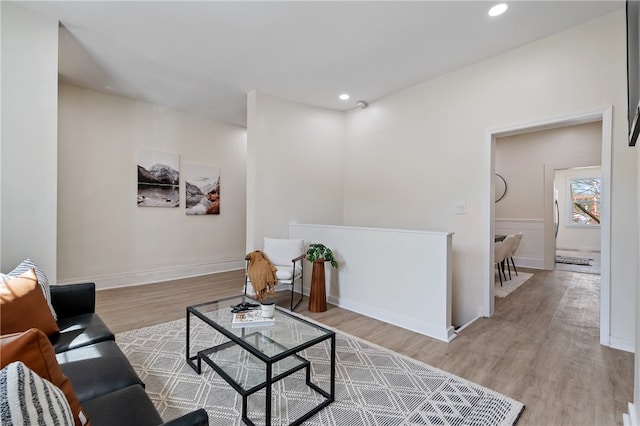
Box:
514, 256, 544, 270
455, 315, 482, 333
607, 336, 635, 353
57, 260, 245, 290
624, 402, 638, 426
556, 246, 601, 253
328, 294, 456, 343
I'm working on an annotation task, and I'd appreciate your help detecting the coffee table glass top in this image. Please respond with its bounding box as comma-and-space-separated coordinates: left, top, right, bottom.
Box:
188, 295, 333, 360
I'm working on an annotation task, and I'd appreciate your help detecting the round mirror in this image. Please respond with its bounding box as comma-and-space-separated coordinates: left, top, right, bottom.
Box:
495, 174, 507, 202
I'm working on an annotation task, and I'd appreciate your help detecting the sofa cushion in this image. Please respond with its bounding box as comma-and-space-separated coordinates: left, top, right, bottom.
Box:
56, 340, 144, 403
274, 266, 302, 281
0, 269, 60, 336
0, 361, 74, 426
51, 313, 115, 353
7, 258, 57, 320
0, 329, 89, 426
81, 384, 163, 426
50, 283, 96, 319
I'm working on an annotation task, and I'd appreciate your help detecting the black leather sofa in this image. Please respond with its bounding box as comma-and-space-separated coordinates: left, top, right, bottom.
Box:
50, 283, 208, 426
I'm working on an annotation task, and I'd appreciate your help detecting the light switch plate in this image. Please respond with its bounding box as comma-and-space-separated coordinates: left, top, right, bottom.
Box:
454, 203, 466, 214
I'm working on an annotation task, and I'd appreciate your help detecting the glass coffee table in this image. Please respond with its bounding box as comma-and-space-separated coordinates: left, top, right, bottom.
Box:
186, 295, 335, 426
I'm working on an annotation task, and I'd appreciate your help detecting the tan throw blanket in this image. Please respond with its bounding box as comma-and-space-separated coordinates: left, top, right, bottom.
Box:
245, 250, 277, 300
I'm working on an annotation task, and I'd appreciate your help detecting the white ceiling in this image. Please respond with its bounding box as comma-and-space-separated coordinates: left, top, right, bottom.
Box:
19, 1, 624, 127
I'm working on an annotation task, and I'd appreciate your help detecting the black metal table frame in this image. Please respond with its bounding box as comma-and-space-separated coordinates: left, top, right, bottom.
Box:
186, 300, 336, 426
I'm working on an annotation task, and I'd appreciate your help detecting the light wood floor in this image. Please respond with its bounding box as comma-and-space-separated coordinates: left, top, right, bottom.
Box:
96, 268, 633, 426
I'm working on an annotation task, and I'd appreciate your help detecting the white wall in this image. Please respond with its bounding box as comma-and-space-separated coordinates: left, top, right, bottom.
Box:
496, 123, 602, 220
57, 84, 247, 288
250, 10, 637, 338
555, 166, 602, 251
344, 10, 636, 334
0, 2, 59, 278
246, 91, 345, 251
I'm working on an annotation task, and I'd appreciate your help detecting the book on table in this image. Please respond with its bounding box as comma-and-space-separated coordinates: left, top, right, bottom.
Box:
232, 310, 275, 328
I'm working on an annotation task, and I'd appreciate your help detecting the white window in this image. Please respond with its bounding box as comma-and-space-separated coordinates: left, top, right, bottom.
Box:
567, 177, 601, 227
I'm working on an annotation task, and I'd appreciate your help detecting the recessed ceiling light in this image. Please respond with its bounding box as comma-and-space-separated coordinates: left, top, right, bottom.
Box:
488, 3, 508, 17
339, 94, 350, 100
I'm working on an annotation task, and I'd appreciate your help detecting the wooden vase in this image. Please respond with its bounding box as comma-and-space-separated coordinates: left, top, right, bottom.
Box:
309, 259, 327, 312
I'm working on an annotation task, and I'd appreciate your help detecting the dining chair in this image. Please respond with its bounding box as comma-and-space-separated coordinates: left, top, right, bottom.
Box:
495, 234, 516, 286
507, 232, 524, 277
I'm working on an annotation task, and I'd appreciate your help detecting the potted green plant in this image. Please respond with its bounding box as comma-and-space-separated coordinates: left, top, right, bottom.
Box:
306, 243, 338, 268
306, 243, 338, 312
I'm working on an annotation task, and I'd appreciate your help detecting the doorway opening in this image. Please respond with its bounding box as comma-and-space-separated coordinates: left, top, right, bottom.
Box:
485, 106, 612, 347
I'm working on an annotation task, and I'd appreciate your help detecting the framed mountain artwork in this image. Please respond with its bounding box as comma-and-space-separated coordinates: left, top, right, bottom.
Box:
137, 150, 180, 208
185, 163, 220, 215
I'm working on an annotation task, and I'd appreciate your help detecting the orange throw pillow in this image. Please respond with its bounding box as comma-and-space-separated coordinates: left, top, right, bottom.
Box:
1, 328, 90, 426
0, 269, 59, 336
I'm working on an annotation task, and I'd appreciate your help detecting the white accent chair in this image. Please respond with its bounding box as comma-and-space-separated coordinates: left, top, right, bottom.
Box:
244, 238, 305, 311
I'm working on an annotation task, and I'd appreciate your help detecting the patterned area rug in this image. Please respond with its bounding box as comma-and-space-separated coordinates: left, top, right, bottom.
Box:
116, 318, 524, 426
495, 272, 533, 298
555, 256, 592, 266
